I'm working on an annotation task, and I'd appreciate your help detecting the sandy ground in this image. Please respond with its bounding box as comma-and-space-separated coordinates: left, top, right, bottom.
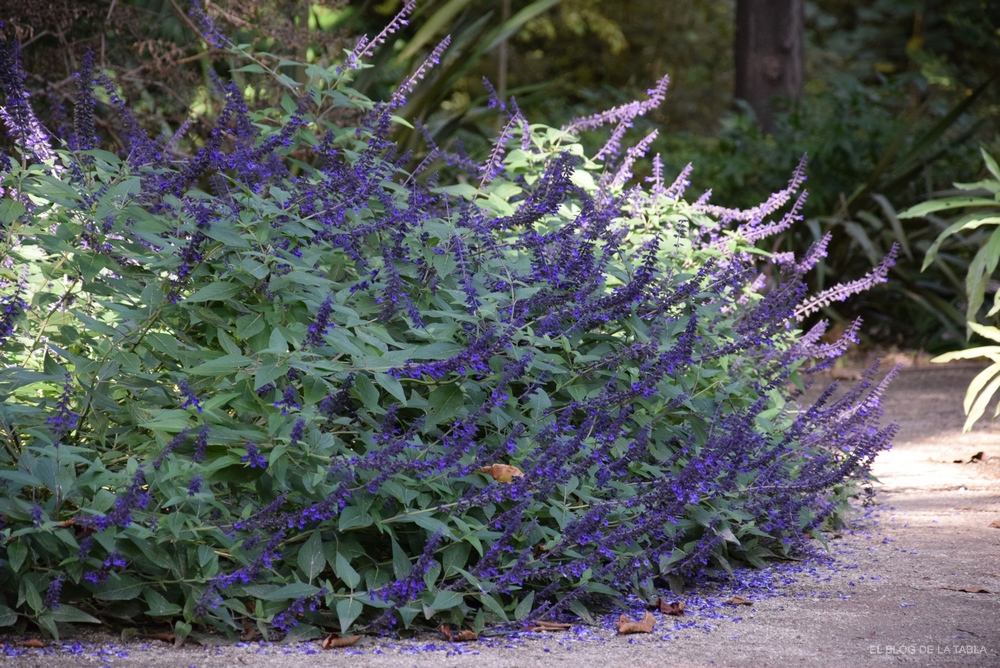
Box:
2, 362, 999, 667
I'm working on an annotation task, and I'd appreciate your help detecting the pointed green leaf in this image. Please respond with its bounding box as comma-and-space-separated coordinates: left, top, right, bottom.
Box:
336, 597, 363, 633
334, 553, 361, 589
969, 322, 1000, 344
185, 282, 242, 303
391, 537, 412, 580
899, 196, 998, 219
981, 148, 1000, 182
0, 604, 17, 626
94, 574, 145, 600
50, 605, 101, 623
962, 362, 1000, 415
964, 373, 1000, 432
7, 542, 27, 573
513, 591, 534, 620
338, 506, 373, 531
428, 590, 463, 612
188, 354, 253, 376
297, 531, 325, 582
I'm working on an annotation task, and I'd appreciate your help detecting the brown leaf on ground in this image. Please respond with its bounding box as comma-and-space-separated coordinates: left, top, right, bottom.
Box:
990, 521, 1000, 529
438, 625, 478, 642
615, 610, 656, 635
321, 633, 361, 649
144, 633, 176, 643
727, 595, 753, 606
939, 585, 992, 594
240, 617, 258, 642
658, 599, 685, 616
525, 621, 573, 632
475, 464, 524, 483
15, 639, 44, 648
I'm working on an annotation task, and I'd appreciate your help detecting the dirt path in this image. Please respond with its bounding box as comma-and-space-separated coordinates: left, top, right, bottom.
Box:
3, 363, 999, 667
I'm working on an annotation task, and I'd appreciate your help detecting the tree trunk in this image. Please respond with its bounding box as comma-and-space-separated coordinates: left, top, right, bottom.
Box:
734, 0, 804, 132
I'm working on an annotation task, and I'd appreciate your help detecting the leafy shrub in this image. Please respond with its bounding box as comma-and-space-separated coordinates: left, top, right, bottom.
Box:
909, 148, 1000, 430
0, 6, 896, 642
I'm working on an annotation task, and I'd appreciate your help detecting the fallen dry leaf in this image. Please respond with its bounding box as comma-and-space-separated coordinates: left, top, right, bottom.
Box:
16, 639, 44, 648
939, 585, 992, 594
615, 610, 656, 635
657, 599, 685, 616
525, 621, 573, 632
475, 464, 524, 483
321, 633, 361, 649
438, 625, 478, 642
143, 633, 176, 643
989, 521, 1000, 529
727, 595, 753, 606
240, 619, 258, 642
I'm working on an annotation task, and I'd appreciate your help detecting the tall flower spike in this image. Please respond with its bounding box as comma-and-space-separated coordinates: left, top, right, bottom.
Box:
0, 272, 28, 347
480, 113, 523, 187
795, 243, 899, 318
340, 0, 417, 73
0, 40, 55, 162
304, 294, 335, 348
610, 129, 659, 189
71, 50, 97, 151
664, 163, 693, 200
593, 119, 632, 163
646, 154, 666, 196
390, 36, 451, 109
189, 0, 232, 49
563, 74, 669, 133
45, 375, 79, 443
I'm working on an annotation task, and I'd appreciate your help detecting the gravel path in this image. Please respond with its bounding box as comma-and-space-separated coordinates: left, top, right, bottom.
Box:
3, 362, 999, 667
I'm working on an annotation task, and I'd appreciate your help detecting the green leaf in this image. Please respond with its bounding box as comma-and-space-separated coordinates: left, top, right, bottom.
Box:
236, 313, 266, 340
256, 582, 320, 602
962, 362, 1000, 415
427, 590, 463, 612
297, 531, 325, 582
0, 604, 17, 627
94, 574, 145, 600
932, 346, 1000, 363
188, 354, 253, 376
184, 282, 242, 303
513, 591, 534, 621
375, 373, 407, 404
37, 612, 59, 641
964, 372, 1000, 432
7, 542, 27, 573
981, 148, 1000, 182
334, 553, 361, 589
899, 196, 998, 219
336, 597, 363, 634
144, 589, 182, 617
426, 385, 464, 426
391, 538, 412, 580
0, 198, 26, 224
265, 329, 288, 354
254, 363, 289, 391
352, 374, 379, 411
969, 322, 1000, 344
477, 593, 508, 622
338, 506, 373, 531
50, 605, 101, 624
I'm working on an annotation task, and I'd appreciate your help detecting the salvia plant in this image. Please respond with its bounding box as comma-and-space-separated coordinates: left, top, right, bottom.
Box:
0, 3, 898, 643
